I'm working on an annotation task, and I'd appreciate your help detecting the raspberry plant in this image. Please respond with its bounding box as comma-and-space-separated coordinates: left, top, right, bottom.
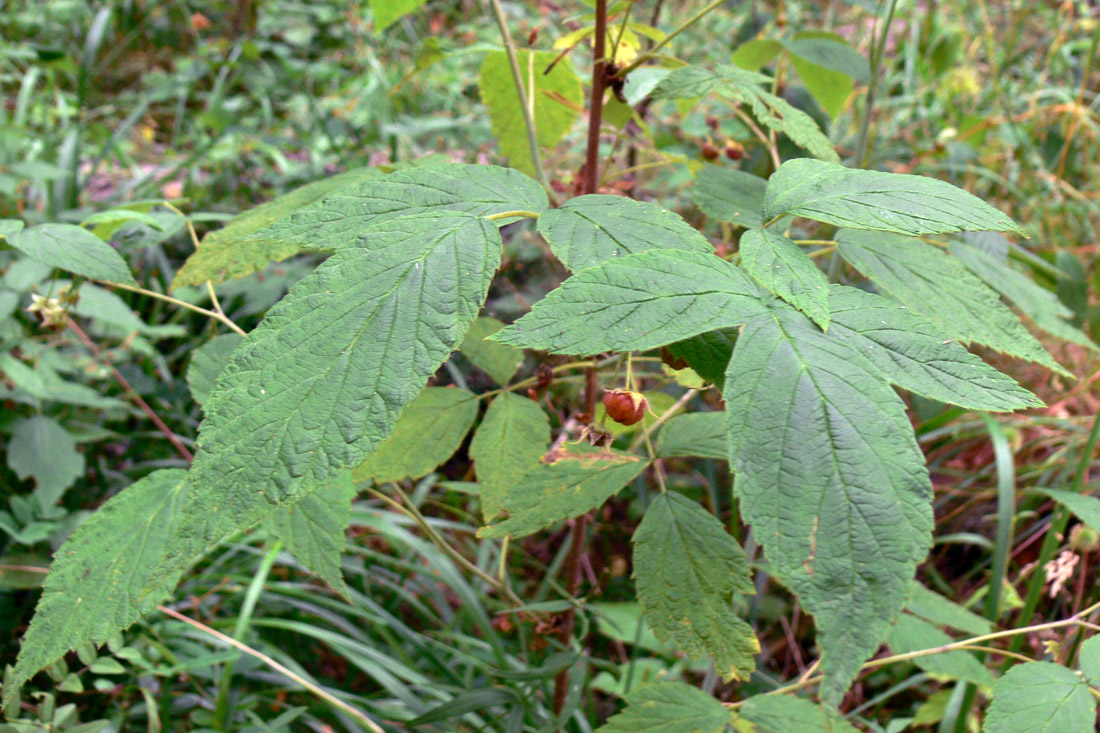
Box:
5, 1, 1100, 730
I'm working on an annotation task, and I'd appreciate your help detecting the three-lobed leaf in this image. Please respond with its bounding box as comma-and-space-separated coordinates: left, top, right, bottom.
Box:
633, 492, 758, 681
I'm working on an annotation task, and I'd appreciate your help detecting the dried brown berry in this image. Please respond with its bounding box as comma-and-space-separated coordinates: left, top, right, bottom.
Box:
603, 389, 647, 426
725, 141, 745, 160
702, 141, 720, 160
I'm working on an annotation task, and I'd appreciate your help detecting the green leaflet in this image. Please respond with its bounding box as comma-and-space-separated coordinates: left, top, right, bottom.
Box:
164, 213, 500, 571
737, 695, 858, 733
826, 285, 1040, 411
725, 302, 933, 706
692, 164, 767, 229
179, 164, 544, 288
656, 412, 727, 459
266, 472, 356, 598
633, 492, 758, 681
949, 240, 1098, 352
785, 33, 869, 119
469, 392, 550, 521
371, 0, 428, 32
1034, 488, 1100, 534
186, 332, 245, 406
665, 328, 739, 388
6, 470, 190, 709
478, 450, 646, 539
460, 316, 523, 385
985, 662, 1096, 733
597, 681, 732, 733
479, 50, 583, 176
886, 614, 995, 689
654, 65, 838, 163
538, 194, 713, 272
0, 219, 25, 239
8, 416, 84, 510
8, 223, 136, 286
1078, 636, 1100, 686
837, 230, 1066, 375
352, 387, 479, 484
764, 159, 1023, 236
905, 581, 992, 636
172, 167, 384, 288
740, 229, 830, 329
493, 250, 769, 355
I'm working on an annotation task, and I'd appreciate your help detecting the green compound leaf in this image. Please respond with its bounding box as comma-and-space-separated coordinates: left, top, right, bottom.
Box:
738, 695, 858, 733
725, 303, 933, 706
352, 387, 478, 484
597, 681, 732, 733
460, 316, 523, 385
175, 164, 544, 288
692, 164, 767, 229
1034, 488, 1100, 534
478, 449, 646, 539
984, 662, 1096, 733
950, 241, 1098, 352
826, 285, 1040, 411
469, 393, 551, 521
665, 328, 739, 389
267, 472, 355, 598
837, 230, 1065, 375
371, 0, 428, 32
493, 250, 769, 355
6, 470, 189, 710
657, 412, 727, 460
886, 614, 995, 689
655, 65, 838, 163
479, 50, 583, 176
7, 416, 84, 510
905, 581, 992, 637
172, 167, 383, 288
764, 159, 1023, 236
8, 223, 136, 286
740, 229, 829, 330
186, 333, 245, 406
633, 492, 758, 681
538, 194, 713, 272
169, 213, 500, 567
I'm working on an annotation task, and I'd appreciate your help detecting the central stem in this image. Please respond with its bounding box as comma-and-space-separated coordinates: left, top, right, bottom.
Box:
583, 0, 608, 194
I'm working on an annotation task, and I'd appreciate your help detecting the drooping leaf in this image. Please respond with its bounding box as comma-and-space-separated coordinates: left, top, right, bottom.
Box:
172, 167, 383, 288
1077, 635, 1100, 686
470, 392, 551, 520
371, 0, 428, 32
8, 416, 84, 510
597, 681, 732, 733
725, 302, 933, 705
692, 164, 767, 229
8, 224, 136, 286
460, 316, 523, 385
479, 50, 583, 176
740, 229, 829, 329
905, 581, 992, 637
633, 492, 758, 680
478, 450, 646, 539
984, 662, 1096, 733
538, 194, 713, 272
837, 231, 1065, 375
738, 695, 858, 733
352, 387, 478, 484
493, 250, 768, 355
165, 213, 500, 570
174, 164, 544, 289
654, 65, 839, 163
764, 159, 1023, 235
6, 470, 189, 709
886, 614, 995, 689
657, 412, 727, 459
1034, 488, 1100, 534
950, 240, 1098, 352
267, 472, 355, 598
186, 333, 245, 405
826, 285, 1040, 411
665, 328, 739, 388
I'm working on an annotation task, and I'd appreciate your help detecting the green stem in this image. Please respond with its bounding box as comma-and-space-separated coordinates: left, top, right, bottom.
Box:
853, 0, 900, 167
100, 279, 248, 337
484, 209, 541, 221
